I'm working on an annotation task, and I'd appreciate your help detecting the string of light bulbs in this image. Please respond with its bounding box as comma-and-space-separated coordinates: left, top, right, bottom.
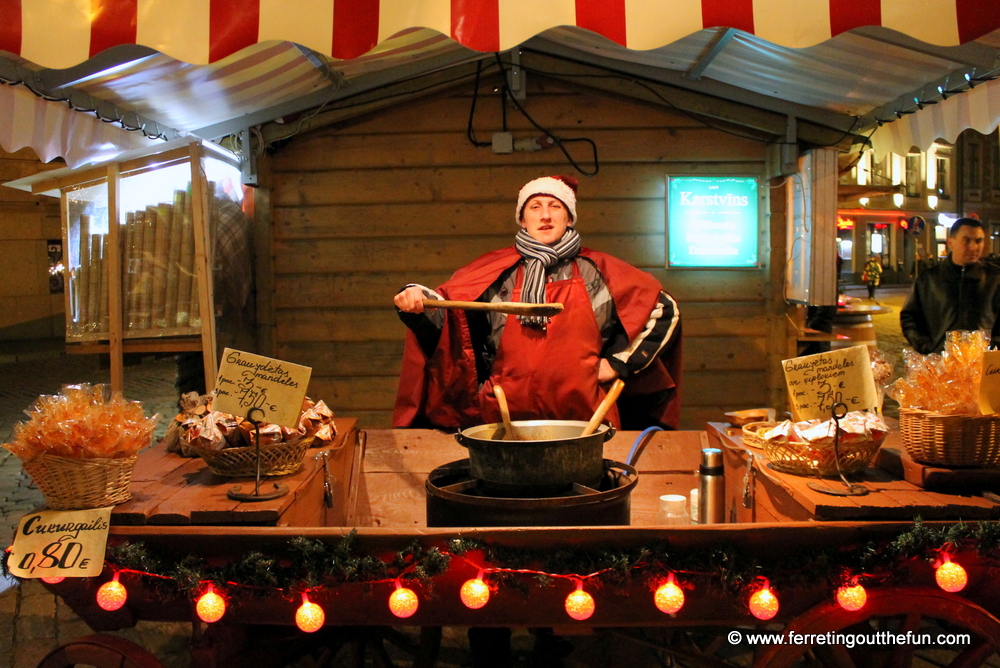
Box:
4, 520, 987, 632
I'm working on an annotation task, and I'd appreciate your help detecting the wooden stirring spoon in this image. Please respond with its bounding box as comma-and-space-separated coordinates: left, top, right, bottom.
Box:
581, 379, 626, 436
494, 385, 518, 441
423, 300, 563, 317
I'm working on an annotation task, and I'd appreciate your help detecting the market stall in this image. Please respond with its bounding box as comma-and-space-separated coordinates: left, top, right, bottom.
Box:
11, 422, 1000, 668
5, 4, 1000, 668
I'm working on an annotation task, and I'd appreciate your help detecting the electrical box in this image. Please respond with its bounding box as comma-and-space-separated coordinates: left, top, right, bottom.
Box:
492, 132, 513, 154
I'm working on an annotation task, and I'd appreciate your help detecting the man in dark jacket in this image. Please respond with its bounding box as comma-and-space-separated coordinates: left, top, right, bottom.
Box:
900, 218, 1000, 353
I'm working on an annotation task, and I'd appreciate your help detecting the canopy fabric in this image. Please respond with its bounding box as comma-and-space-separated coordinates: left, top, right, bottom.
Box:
1, 0, 997, 68
871, 75, 1000, 159
0, 82, 158, 168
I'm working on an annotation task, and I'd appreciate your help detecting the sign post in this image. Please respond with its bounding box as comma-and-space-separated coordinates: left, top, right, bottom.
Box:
213, 348, 313, 501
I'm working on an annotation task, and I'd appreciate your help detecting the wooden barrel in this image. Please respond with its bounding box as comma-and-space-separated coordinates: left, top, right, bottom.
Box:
831, 312, 876, 349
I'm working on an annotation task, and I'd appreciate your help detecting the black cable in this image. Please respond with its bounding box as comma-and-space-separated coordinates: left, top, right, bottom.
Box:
493, 53, 599, 177
501, 83, 507, 132
513, 58, 772, 144
466, 60, 491, 148
840, 124, 881, 176
0, 75, 169, 139
266, 62, 500, 148
516, 55, 870, 149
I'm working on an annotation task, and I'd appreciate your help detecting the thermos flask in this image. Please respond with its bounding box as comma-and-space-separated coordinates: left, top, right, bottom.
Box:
698, 447, 726, 524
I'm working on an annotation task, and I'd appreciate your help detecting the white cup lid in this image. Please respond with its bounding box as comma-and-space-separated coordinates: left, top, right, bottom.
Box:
659, 494, 687, 512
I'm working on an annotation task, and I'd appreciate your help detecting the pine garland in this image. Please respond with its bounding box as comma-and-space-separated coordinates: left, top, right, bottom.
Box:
4, 520, 1000, 598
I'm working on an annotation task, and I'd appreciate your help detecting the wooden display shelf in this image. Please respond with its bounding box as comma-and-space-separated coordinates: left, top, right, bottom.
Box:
875, 445, 1000, 493
706, 422, 1000, 522
110, 418, 359, 527
67, 336, 203, 355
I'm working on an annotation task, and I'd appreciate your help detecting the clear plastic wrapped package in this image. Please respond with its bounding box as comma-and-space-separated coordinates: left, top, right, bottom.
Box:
887, 330, 990, 415
3, 384, 158, 463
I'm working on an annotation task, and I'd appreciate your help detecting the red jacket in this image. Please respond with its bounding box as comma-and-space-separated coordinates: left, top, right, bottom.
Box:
393, 247, 681, 429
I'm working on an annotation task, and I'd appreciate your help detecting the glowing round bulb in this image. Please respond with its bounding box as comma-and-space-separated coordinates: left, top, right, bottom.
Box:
96, 579, 128, 611
196, 588, 226, 623
836, 584, 867, 611
41, 576, 65, 584
296, 600, 326, 633
389, 587, 419, 618
460, 578, 491, 610
749, 587, 779, 621
655, 579, 685, 614
936, 560, 968, 592
564, 588, 595, 621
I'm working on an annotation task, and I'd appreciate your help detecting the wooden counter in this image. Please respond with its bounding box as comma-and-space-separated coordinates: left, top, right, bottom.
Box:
354, 428, 708, 527
110, 418, 360, 527
706, 422, 1000, 521
110, 422, 1000, 529
44, 426, 1000, 636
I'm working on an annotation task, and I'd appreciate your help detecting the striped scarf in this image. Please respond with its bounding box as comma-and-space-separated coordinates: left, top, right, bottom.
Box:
514, 227, 581, 327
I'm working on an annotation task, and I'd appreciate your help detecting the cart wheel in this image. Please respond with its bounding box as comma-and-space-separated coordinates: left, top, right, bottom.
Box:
36, 633, 165, 668
350, 626, 442, 668
754, 587, 1000, 668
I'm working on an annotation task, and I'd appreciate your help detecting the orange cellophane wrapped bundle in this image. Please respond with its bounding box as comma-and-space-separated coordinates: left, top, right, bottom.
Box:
3, 384, 159, 463
887, 330, 990, 415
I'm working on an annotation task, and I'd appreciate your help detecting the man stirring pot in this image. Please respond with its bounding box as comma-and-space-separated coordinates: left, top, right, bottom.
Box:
393, 175, 682, 431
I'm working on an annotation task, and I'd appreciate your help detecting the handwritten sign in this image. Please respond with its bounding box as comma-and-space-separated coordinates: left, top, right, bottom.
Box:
782, 345, 879, 421
9, 507, 112, 579
213, 348, 311, 428
979, 350, 1000, 415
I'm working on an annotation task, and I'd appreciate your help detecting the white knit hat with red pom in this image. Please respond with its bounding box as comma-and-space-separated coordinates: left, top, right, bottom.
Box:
515, 176, 578, 224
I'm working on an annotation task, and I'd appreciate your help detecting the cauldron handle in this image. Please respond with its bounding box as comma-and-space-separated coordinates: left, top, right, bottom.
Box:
602, 425, 617, 441
454, 432, 468, 448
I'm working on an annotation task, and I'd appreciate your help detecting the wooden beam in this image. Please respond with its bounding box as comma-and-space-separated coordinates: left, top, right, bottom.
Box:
189, 142, 218, 390
106, 163, 124, 393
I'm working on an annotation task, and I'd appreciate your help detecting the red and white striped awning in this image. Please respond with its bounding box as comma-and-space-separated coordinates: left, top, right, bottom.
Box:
871, 75, 1000, 158
0, 81, 157, 168
1, 0, 997, 68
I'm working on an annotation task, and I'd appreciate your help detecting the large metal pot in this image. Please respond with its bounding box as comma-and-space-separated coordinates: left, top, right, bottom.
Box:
454, 420, 616, 496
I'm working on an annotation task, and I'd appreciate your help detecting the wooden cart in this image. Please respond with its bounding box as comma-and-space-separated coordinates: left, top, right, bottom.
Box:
29, 424, 1000, 668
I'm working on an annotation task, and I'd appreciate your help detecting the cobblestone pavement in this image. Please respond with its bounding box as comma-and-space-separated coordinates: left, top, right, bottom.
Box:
0, 353, 183, 668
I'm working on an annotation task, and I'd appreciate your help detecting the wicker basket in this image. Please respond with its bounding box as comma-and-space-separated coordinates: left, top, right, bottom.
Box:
741, 422, 778, 449
762, 432, 885, 477
22, 453, 137, 510
196, 436, 311, 477
899, 408, 1000, 467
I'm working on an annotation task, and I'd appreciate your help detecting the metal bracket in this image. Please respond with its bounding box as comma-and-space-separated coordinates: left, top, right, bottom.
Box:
314, 450, 335, 508
742, 452, 756, 509
507, 49, 526, 101
240, 128, 258, 187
